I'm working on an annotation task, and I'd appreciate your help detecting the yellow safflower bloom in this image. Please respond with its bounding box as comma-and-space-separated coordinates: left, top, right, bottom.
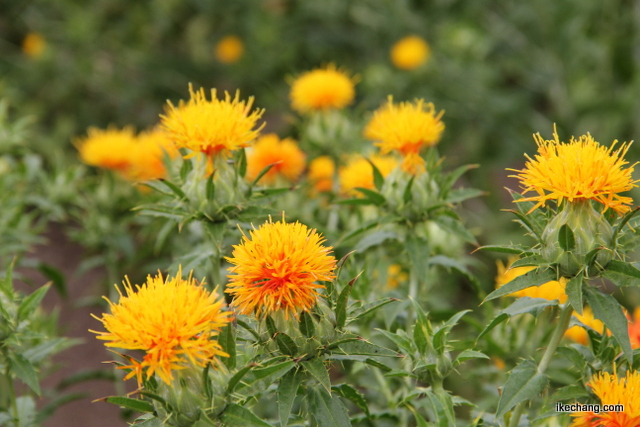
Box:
495, 257, 567, 303
564, 307, 605, 345
308, 156, 336, 193
161, 84, 265, 157
215, 35, 244, 64
289, 65, 356, 114
92, 269, 232, 385
76, 127, 138, 174
364, 96, 444, 174
225, 217, 337, 319
128, 128, 179, 181
22, 32, 46, 59
387, 264, 408, 289
510, 127, 638, 214
339, 154, 398, 197
390, 35, 430, 70
570, 370, 640, 426
246, 133, 306, 184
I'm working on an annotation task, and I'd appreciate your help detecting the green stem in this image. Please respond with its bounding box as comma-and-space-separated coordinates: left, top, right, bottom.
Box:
3, 351, 18, 423
507, 304, 573, 427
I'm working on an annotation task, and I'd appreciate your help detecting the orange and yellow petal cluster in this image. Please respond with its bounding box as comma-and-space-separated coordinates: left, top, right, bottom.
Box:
246, 134, 306, 184
225, 218, 337, 319
570, 370, 640, 427
510, 128, 638, 214
22, 32, 46, 59
215, 35, 244, 64
390, 35, 430, 70
386, 264, 408, 289
308, 156, 336, 193
161, 84, 265, 157
564, 307, 605, 345
628, 307, 640, 350
290, 65, 356, 114
92, 269, 232, 385
76, 127, 178, 181
339, 154, 398, 197
495, 257, 567, 302
364, 97, 444, 174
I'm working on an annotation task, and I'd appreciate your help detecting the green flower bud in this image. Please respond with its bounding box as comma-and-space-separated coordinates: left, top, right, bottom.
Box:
541, 201, 614, 277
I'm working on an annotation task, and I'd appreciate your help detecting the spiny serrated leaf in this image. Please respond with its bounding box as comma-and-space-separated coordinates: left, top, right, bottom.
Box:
332, 384, 370, 416
348, 298, 399, 324
476, 245, 536, 255
483, 269, 557, 302
510, 255, 547, 268
278, 369, 302, 426
566, 273, 584, 315
338, 339, 399, 357
221, 403, 271, 427
17, 283, 50, 322
335, 281, 353, 330
218, 324, 236, 369
302, 358, 331, 393
406, 234, 430, 281
299, 311, 316, 338
275, 332, 299, 357
613, 206, 640, 243
455, 350, 489, 366
584, 286, 632, 364
605, 260, 640, 284
477, 297, 558, 341
8, 353, 40, 395
496, 359, 548, 419
307, 387, 352, 427
354, 230, 398, 253
104, 396, 154, 413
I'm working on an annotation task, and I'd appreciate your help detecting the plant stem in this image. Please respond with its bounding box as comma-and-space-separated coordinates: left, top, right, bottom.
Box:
508, 304, 573, 427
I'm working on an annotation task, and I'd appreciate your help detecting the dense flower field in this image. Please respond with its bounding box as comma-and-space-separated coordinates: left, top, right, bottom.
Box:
2, 1, 640, 426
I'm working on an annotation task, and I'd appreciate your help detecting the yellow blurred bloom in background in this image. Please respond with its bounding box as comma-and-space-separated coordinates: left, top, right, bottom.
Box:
246, 133, 306, 184
226, 217, 337, 319
339, 155, 397, 197
495, 257, 567, 302
364, 96, 444, 174
308, 156, 336, 193
22, 32, 46, 59
161, 84, 264, 157
289, 65, 356, 114
215, 35, 244, 64
563, 307, 604, 345
92, 269, 232, 385
390, 35, 430, 70
128, 128, 179, 181
76, 126, 138, 174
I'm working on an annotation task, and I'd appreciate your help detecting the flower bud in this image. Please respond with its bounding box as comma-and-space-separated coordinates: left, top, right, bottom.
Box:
541, 201, 614, 277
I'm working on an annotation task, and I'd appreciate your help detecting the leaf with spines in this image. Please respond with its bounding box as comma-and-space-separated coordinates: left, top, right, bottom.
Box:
603, 260, 640, 287
477, 297, 559, 341
277, 368, 302, 426
566, 273, 584, 315
221, 404, 271, 427
483, 268, 557, 302
306, 387, 352, 427
302, 358, 331, 393
496, 359, 548, 419
299, 311, 316, 338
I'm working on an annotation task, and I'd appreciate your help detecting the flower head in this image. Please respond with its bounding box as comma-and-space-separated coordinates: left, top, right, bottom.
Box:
386, 264, 408, 289
215, 35, 244, 64
510, 128, 638, 214
289, 65, 356, 114
364, 96, 444, 174
225, 217, 337, 319
76, 127, 138, 173
339, 154, 398, 197
391, 35, 431, 70
92, 268, 232, 385
570, 370, 640, 426
628, 307, 640, 350
22, 33, 46, 59
308, 156, 336, 193
161, 84, 265, 157
495, 257, 567, 302
246, 134, 306, 184
128, 128, 179, 181
564, 307, 605, 345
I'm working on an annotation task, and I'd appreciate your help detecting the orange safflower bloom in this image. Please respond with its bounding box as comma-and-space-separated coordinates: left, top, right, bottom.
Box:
289, 65, 356, 113
628, 307, 640, 350
308, 156, 336, 193
225, 217, 337, 319
246, 134, 306, 184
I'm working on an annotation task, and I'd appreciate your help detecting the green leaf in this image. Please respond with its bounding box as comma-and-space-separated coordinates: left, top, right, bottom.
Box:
15, 396, 36, 427
566, 273, 584, 315
23, 337, 79, 364
104, 396, 154, 413
558, 224, 576, 252
510, 255, 547, 268
366, 158, 384, 191
432, 215, 477, 244
37, 263, 67, 298
307, 387, 352, 427
332, 384, 370, 417
613, 206, 640, 243
17, 283, 50, 322
206, 173, 216, 200
0, 259, 15, 297
354, 187, 386, 206
443, 188, 485, 204
426, 388, 456, 427
496, 359, 548, 419
429, 255, 480, 293
249, 163, 276, 187
455, 350, 490, 366
363, 358, 392, 372
433, 310, 471, 352
548, 385, 590, 403
299, 311, 316, 338
143, 179, 185, 198
237, 319, 261, 342
278, 368, 302, 426
354, 231, 398, 253
219, 324, 236, 369
584, 286, 633, 364
335, 197, 375, 206
477, 297, 558, 341
337, 339, 399, 357
402, 176, 415, 204
237, 148, 248, 178
406, 234, 430, 281
266, 315, 278, 337
604, 260, 640, 285
476, 245, 536, 255
348, 298, 399, 323
275, 332, 299, 357
8, 352, 40, 395
483, 268, 557, 302
226, 364, 254, 394
302, 358, 331, 393
221, 403, 271, 427
335, 281, 354, 330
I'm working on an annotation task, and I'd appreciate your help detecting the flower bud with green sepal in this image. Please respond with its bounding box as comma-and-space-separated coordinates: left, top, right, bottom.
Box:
541, 201, 614, 277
